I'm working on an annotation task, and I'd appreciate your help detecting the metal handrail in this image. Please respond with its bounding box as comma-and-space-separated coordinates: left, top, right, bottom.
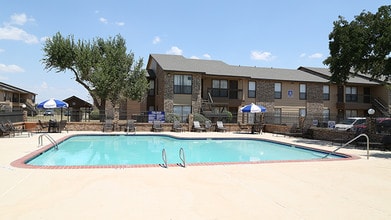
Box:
178, 147, 186, 168
38, 133, 59, 150
161, 148, 168, 168
323, 133, 369, 159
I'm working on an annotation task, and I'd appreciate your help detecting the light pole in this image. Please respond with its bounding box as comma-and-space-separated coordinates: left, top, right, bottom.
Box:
21, 104, 27, 122
368, 108, 375, 134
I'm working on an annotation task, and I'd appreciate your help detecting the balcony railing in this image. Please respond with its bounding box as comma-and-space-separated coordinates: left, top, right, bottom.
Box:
207, 88, 243, 100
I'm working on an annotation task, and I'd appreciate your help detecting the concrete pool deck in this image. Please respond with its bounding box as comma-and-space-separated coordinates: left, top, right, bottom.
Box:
0, 131, 390, 219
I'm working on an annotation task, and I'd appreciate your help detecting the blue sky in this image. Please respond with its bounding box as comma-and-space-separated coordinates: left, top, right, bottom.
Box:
0, 0, 389, 104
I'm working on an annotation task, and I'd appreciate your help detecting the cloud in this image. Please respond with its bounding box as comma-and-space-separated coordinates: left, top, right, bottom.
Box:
166, 46, 183, 55
152, 36, 161, 44
115, 21, 125, 26
0, 63, 25, 73
9, 13, 34, 26
40, 81, 48, 89
299, 53, 306, 58
0, 48, 4, 53
308, 53, 323, 59
203, 54, 211, 59
190, 56, 199, 59
0, 13, 38, 44
40, 36, 50, 42
250, 50, 275, 61
99, 17, 108, 24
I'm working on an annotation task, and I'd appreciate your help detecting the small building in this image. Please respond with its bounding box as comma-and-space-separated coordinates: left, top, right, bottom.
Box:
0, 82, 37, 115
63, 96, 92, 122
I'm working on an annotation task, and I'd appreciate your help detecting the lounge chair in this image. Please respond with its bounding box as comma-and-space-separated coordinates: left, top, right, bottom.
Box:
152, 120, 163, 132
103, 119, 113, 132
173, 120, 185, 132
216, 121, 227, 132
125, 120, 136, 133
273, 123, 301, 137
5, 120, 23, 136
193, 121, 206, 132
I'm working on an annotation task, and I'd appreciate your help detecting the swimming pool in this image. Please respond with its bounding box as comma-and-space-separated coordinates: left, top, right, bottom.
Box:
16, 134, 348, 168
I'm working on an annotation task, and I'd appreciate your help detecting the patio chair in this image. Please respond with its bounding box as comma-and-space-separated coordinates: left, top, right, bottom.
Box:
38, 120, 48, 133
58, 120, 68, 133
237, 122, 250, 133
125, 120, 136, 133
6, 120, 23, 136
193, 121, 206, 132
152, 120, 163, 132
0, 122, 14, 138
103, 119, 113, 132
205, 120, 212, 132
216, 121, 227, 132
173, 120, 185, 132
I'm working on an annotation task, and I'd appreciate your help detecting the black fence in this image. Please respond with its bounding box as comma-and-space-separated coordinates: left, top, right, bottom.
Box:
0, 112, 24, 123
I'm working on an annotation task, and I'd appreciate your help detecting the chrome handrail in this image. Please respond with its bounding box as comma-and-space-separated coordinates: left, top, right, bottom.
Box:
178, 147, 186, 168
161, 148, 168, 168
323, 133, 369, 159
38, 133, 59, 150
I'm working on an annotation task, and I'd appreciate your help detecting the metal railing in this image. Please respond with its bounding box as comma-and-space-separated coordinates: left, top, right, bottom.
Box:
323, 133, 369, 159
38, 133, 59, 150
178, 147, 186, 168
161, 148, 168, 168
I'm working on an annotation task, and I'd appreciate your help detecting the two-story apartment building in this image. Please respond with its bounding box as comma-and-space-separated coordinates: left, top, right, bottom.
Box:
0, 82, 36, 114
146, 54, 389, 124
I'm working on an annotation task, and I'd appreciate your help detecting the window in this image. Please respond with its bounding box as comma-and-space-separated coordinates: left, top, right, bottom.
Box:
323, 85, 330, 100
173, 105, 191, 122
174, 75, 192, 94
212, 80, 228, 97
299, 84, 306, 100
345, 110, 358, 117
345, 86, 358, 102
248, 81, 256, 98
274, 83, 281, 99
148, 80, 155, 96
322, 109, 330, 121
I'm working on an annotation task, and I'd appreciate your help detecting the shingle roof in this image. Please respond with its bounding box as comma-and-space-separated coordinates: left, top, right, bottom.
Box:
0, 82, 36, 94
149, 54, 330, 83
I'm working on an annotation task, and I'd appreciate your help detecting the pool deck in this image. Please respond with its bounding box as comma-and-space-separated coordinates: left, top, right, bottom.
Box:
1, 131, 391, 219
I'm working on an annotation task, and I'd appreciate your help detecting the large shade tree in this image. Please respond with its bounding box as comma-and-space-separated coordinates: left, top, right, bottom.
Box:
323, 5, 391, 84
42, 32, 149, 121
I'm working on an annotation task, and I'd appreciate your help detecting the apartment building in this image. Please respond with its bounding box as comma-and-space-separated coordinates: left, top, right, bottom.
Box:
146, 54, 389, 124
0, 82, 36, 114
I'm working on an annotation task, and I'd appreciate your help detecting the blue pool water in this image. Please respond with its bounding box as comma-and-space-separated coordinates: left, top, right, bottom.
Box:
26, 135, 344, 166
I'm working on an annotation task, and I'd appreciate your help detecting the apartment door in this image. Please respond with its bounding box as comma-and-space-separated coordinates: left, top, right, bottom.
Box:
229, 80, 238, 99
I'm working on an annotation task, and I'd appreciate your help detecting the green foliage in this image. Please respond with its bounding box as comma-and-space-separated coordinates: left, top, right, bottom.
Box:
193, 113, 208, 123
41, 32, 149, 119
165, 113, 181, 123
323, 5, 391, 84
223, 110, 233, 122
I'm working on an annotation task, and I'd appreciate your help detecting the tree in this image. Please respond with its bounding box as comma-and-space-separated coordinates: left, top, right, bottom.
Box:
323, 5, 391, 84
42, 32, 149, 121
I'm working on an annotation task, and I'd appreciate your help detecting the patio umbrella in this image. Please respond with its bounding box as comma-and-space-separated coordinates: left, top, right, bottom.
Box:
240, 103, 266, 113
37, 98, 69, 120
37, 98, 69, 109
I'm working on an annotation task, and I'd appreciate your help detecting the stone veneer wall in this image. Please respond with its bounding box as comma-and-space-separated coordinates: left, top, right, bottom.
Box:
192, 75, 202, 113
306, 83, 324, 115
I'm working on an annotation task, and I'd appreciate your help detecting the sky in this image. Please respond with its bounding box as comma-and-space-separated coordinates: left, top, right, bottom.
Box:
0, 0, 389, 104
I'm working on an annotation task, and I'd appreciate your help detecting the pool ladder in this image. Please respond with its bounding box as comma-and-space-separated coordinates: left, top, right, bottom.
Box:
161, 147, 186, 168
38, 133, 59, 150
323, 133, 370, 159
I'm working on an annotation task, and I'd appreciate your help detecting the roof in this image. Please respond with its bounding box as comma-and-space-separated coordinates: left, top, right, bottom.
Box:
298, 67, 380, 85
149, 54, 330, 83
63, 96, 92, 108
0, 82, 37, 95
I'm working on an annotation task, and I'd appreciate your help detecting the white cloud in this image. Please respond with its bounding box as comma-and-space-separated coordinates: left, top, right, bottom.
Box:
190, 56, 199, 59
250, 50, 275, 61
10, 13, 34, 25
115, 21, 125, 26
299, 53, 306, 58
0, 63, 25, 73
152, 36, 161, 44
166, 46, 183, 55
203, 54, 211, 59
0, 25, 39, 44
99, 17, 108, 24
308, 53, 323, 59
40, 81, 48, 89
0, 13, 38, 44
0, 48, 4, 53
